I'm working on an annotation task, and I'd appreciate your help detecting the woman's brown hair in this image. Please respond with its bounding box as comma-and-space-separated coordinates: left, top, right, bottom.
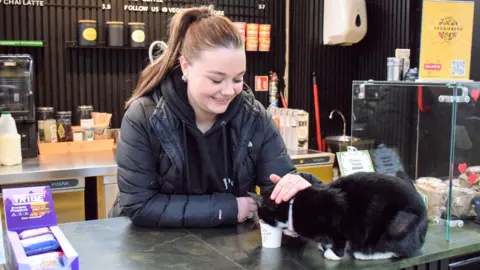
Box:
125, 6, 244, 108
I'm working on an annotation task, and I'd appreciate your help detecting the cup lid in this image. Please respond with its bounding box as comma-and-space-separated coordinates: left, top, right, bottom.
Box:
106, 21, 124, 25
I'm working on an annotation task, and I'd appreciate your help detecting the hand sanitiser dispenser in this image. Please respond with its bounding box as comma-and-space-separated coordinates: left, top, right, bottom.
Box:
323, 0, 368, 46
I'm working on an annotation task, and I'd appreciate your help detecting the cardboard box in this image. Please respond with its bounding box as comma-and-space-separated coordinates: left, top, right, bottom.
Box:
3, 186, 79, 270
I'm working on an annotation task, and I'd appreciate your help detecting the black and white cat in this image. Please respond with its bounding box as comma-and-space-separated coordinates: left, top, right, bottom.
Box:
249, 171, 428, 261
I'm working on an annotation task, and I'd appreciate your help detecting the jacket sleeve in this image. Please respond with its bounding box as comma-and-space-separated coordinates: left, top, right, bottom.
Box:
116, 100, 238, 228
254, 107, 323, 194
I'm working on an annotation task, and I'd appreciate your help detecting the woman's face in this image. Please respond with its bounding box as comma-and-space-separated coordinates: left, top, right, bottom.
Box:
180, 47, 246, 118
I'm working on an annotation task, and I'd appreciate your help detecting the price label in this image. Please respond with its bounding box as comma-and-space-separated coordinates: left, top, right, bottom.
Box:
336, 147, 375, 176
102, 3, 111, 10
369, 145, 403, 176
258, 4, 266, 9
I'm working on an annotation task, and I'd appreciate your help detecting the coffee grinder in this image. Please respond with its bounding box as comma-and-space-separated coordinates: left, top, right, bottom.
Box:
0, 54, 38, 158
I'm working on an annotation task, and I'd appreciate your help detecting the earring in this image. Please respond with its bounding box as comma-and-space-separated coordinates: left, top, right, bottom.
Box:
182, 73, 188, 82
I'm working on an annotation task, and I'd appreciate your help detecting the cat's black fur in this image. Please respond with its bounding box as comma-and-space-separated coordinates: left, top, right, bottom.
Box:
251, 171, 428, 260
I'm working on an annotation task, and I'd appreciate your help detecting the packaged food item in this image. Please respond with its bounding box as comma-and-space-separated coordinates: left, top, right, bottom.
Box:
415, 177, 448, 221
19, 227, 52, 240
451, 186, 477, 218
21, 234, 60, 256
466, 166, 480, 174
27, 251, 64, 270
92, 112, 112, 140
56, 111, 73, 142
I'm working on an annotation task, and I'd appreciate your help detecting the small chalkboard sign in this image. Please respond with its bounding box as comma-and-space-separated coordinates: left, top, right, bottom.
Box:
369, 144, 404, 177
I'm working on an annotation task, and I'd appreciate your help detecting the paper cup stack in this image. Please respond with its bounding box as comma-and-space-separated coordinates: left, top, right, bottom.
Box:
260, 220, 282, 248
233, 22, 246, 47
233, 22, 271, 52
246, 23, 259, 51
258, 24, 271, 52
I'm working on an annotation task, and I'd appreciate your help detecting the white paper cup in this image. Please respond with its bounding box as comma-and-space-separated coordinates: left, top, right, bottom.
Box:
260, 220, 282, 248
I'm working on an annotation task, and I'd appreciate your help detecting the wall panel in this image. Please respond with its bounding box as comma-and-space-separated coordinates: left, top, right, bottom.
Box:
289, 0, 423, 149
0, 0, 285, 128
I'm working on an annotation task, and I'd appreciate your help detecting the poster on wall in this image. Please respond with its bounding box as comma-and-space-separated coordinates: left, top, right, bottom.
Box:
418, 0, 475, 81
255, 76, 269, 91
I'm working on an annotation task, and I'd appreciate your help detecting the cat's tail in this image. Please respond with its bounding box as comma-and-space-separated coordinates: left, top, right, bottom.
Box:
396, 171, 415, 188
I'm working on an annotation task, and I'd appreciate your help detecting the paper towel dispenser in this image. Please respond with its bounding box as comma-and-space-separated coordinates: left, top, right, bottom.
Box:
323, 0, 368, 46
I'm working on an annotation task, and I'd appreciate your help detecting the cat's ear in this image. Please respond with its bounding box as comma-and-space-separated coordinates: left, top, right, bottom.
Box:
247, 191, 263, 207
396, 170, 415, 186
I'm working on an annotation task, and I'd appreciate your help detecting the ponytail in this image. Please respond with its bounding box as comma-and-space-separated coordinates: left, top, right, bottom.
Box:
125, 6, 217, 108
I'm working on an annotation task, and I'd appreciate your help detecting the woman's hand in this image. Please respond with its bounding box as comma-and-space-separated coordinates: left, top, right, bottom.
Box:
270, 174, 312, 204
236, 197, 257, 222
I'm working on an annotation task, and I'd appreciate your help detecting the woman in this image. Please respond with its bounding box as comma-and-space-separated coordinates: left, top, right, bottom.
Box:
112, 6, 321, 228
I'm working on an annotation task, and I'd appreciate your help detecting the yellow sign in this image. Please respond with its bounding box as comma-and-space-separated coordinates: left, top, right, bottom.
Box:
419, 1, 474, 81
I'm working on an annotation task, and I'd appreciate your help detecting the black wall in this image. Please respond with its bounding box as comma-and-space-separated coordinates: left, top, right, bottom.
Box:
288, 0, 424, 149
2, 0, 480, 147
288, 0, 480, 150
0, 0, 285, 128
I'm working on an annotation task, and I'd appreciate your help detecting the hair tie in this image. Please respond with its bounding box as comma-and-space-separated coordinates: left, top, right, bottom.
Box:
196, 12, 213, 21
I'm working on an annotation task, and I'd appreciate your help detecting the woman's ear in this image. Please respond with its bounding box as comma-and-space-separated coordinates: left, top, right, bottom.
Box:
179, 55, 189, 76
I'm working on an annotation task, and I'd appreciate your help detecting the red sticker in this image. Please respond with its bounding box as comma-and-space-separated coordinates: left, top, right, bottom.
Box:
255, 76, 269, 92
424, 63, 442, 71
458, 163, 468, 174
469, 173, 477, 184
471, 90, 480, 102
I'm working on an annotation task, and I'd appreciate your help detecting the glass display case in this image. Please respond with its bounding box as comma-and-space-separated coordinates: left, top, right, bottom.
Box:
351, 80, 480, 241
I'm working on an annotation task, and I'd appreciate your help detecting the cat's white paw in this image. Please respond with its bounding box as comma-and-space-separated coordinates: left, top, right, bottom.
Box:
324, 248, 342, 261
317, 243, 324, 251
353, 252, 396, 260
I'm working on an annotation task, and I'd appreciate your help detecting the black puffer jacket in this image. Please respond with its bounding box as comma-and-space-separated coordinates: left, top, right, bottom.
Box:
112, 70, 321, 228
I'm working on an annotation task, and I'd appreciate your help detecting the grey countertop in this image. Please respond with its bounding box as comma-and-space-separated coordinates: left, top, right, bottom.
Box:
0, 150, 117, 183
0, 149, 327, 184
57, 217, 480, 270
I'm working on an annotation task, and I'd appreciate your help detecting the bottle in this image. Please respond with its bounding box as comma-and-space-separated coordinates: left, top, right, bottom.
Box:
0, 112, 23, 166
268, 71, 279, 108
395, 49, 411, 79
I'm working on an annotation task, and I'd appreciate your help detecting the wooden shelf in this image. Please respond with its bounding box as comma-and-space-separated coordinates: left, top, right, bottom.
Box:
66, 41, 148, 50
38, 139, 115, 156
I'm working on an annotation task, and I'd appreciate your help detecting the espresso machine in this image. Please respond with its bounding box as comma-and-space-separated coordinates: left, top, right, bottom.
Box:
0, 54, 38, 158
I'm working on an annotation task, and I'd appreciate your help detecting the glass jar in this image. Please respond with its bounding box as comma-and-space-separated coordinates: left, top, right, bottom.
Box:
56, 111, 73, 142
106, 21, 124, 47
37, 107, 57, 143
76, 105, 93, 125
77, 20, 98, 46
128, 22, 146, 47
76, 105, 94, 141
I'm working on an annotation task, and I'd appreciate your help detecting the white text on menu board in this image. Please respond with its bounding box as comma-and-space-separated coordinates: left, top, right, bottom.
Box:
122, 0, 225, 15
1, 0, 44, 6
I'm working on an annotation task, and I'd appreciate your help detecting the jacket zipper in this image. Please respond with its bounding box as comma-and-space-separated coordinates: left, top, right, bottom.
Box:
150, 115, 185, 193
